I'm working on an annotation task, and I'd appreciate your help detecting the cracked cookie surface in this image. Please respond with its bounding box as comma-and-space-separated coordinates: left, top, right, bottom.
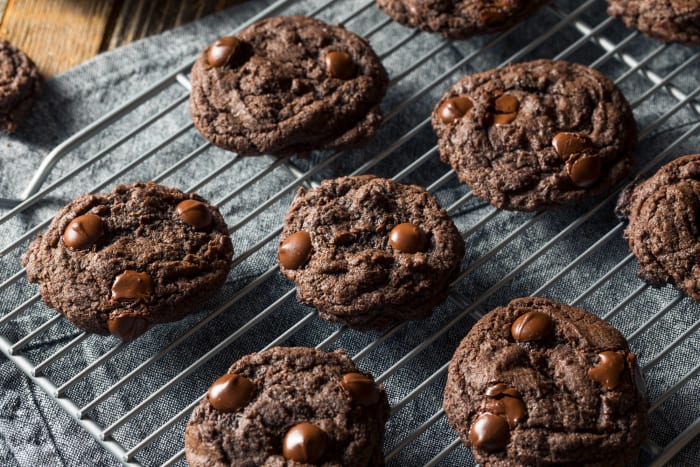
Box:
608, 0, 700, 45
432, 59, 637, 211
23, 182, 233, 340
189, 15, 388, 156
444, 297, 649, 466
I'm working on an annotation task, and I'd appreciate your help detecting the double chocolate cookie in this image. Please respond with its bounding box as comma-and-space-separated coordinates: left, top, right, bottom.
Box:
608, 0, 700, 45
278, 175, 465, 329
616, 154, 700, 301
189, 15, 388, 156
432, 59, 637, 211
376, 0, 550, 39
444, 297, 649, 466
0, 39, 42, 132
23, 182, 233, 341
185, 347, 389, 466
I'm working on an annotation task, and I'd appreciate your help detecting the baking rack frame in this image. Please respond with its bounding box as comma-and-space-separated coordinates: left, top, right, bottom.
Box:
1, 0, 699, 465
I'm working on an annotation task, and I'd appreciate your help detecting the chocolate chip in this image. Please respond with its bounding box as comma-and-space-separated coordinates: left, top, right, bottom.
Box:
469, 413, 510, 452
511, 311, 553, 342
485, 384, 526, 428
278, 231, 312, 269
111, 270, 153, 302
63, 213, 103, 250
437, 96, 473, 124
552, 132, 593, 159
207, 36, 241, 67
493, 94, 519, 125
208, 373, 255, 412
176, 199, 213, 231
324, 51, 355, 79
340, 372, 380, 406
389, 222, 427, 253
282, 422, 326, 463
485, 383, 520, 398
588, 351, 625, 389
107, 314, 148, 341
567, 154, 603, 188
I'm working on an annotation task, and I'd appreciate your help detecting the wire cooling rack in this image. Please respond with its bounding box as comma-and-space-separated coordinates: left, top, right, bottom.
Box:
1, 0, 699, 465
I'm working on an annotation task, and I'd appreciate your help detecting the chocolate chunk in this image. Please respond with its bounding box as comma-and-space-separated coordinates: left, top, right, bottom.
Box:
389, 222, 427, 253
107, 314, 149, 341
63, 213, 103, 250
111, 270, 153, 302
282, 422, 327, 463
469, 413, 509, 452
552, 132, 593, 159
567, 154, 603, 188
511, 311, 553, 342
340, 372, 381, 406
324, 51, 355, 79
208, 373, 255, 412
493, 94, 519, 125
485, 383, 520, 398
588, 351, 626, 390
437, 96, 473, 124
207, 36, 241, 67
484, 384, 526, 428
278, 230, 312, 269
176, 199, 214, 231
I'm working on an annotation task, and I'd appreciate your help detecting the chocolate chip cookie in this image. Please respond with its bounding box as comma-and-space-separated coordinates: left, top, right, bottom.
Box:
432, 59, 637, 211
444, 297, 649, 466
616, 154, 700, 301
376, 0, 550, 39
185, 347, 389, 466
608, 0, 700, 45
22, 182, 233, 341
278, 175, 465, 329
189, 16, 388, 156
0, 39, 42, 132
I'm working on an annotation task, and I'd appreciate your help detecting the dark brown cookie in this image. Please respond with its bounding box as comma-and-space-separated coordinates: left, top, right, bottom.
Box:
608, 0, 700, 45
189, 15, 388, 156
376, 0, 550, 39
616, 154, 700, 301
185, 347, 389, 466
0, 39, 42, 132
22, 182, 233, 341
444, 297, 649, 466
278, 175, 465, 329
432, 59, 637, 212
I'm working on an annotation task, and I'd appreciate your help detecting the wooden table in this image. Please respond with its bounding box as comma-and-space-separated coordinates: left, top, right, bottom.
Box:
0, 0, 245, 77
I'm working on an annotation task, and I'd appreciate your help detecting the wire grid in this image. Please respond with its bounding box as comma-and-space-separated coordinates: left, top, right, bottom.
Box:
0, 0, 699, 465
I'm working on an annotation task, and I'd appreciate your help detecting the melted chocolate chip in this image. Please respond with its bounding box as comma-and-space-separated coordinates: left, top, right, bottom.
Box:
493, 94, 519, 125
552, 132, 593, 159
480, 8, 507, 24
111, 271, 153, 302
437, 96, 473, 124
176, 199, 213, 231
485, 383, 520, 398
340, 372, 380, 406
63, 213, 103, 250
567, 154, 603, 188
282, 422, 326, 463
588, 351, 625, 389
511, 311, 553, 342
278, 231, 312, 269
389, 223, 427, 253
107, 314, 148, 341
485, 384, 526, 428
324, 51, 355, 79
207, 36, 241, 67
469, 413, 510, 452
208, 373, 255, 412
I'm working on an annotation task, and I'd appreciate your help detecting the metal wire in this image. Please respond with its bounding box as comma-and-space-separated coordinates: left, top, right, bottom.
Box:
0, 0, 698, 466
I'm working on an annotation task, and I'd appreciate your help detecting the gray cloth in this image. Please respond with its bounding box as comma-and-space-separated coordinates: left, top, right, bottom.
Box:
1, 0, 699, 465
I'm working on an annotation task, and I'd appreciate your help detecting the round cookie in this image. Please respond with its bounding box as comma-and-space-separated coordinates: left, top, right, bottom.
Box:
432, 59, 637, 212
608, 0, 700, 45
278, 175, 465, 329
616, 154, 700, 301
444, 297, 649, 466
376, 0, 550, 39
0, 39, 43, 132
189, 15, 388, 156
22, 182, 233, 341
185, 347, 390, 466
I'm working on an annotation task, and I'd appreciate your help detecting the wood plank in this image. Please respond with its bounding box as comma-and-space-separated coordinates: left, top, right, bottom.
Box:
0, 0, 114, 77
